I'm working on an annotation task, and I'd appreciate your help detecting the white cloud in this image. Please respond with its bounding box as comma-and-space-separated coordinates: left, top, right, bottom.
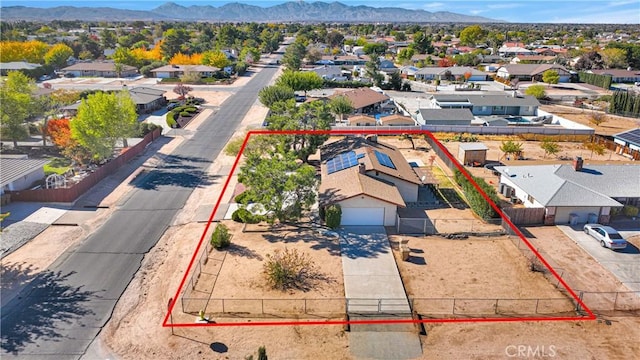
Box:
487, 4, 523, 10
469, 9, 487, 15
422, 2, 446, 9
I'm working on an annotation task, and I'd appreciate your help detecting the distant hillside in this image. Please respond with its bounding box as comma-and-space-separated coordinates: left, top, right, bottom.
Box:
1, 1, 502, 23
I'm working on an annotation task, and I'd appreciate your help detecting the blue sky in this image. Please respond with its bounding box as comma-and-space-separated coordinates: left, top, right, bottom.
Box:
2, 1, 639, 24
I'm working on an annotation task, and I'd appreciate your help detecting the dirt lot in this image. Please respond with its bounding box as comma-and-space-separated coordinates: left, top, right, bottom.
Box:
541, 104, 640, 136
185, 221, 345, 317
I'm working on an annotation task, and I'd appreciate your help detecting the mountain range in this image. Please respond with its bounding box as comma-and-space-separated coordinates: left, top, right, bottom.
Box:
1, 1, 501, 23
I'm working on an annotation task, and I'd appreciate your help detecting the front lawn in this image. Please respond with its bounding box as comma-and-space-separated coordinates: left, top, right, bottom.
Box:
44, 157, 72, 176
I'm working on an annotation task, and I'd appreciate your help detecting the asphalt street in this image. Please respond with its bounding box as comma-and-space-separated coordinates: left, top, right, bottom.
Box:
0, 65, 279, 359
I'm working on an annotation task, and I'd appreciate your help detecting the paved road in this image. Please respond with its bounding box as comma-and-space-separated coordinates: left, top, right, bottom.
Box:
0, 65, 279, 359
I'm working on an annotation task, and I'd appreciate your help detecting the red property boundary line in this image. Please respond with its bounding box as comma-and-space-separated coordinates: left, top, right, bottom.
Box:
162, 129, 596, 328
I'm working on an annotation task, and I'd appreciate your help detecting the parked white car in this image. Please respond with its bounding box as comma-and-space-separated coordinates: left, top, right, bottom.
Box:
583, 224, 628, 250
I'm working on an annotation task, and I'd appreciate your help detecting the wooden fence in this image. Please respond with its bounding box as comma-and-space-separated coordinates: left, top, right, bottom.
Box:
502, 207, 545, 226
8, 128, 161, 203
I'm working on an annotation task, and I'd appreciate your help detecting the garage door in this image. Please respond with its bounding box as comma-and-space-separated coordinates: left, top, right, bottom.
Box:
341, 208, 385, 226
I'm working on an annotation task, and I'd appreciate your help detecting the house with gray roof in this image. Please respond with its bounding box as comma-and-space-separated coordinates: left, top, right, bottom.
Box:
0, 61, 43, 76
415, 66, 488, 82
427, 93, 540, 117
61, 61, 138, 78
496, 64, 571, 82
309, 65, 349, 81
150, 64, 220, 79
0, 156, 49, 194
416, 108, 475, 126
494, 160, 640, 225
127, 87, 167, 113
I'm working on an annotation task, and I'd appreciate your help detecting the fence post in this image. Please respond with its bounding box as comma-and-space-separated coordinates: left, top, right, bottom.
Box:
494, 299, 498, 314
576, 291, 584, 313
614, 291, 619, 311
304, 299, 307, 314
261, 299, 264, 315
535, 299, 540, 314
222, 299, 225, 313
452, 298, 456, 315
378, 299, 382, 313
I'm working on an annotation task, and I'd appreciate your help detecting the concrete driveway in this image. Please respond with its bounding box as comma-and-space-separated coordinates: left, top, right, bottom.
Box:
558, 225, 640, 291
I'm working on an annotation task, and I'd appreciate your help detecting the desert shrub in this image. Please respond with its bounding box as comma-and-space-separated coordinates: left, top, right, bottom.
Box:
136, 122, 161, 136
179, 111, 192, 117
224, 137, 245, 157
210, 223, 231, 249
263, 248, 317, 290
231, 208, 262, 223
258, 346, 267, 360
234, 191, 254, 204
325, 204, 341, 229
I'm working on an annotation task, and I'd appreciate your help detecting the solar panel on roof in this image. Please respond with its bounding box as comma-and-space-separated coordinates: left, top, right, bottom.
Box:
326, 151, 360, 174
616, 129, 640, 146
356, 153, 365, 159
374, 150, 396, 169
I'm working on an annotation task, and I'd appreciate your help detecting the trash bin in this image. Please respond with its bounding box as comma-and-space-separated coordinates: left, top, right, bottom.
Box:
588, 213, 598, 223
569, 213, 579, 225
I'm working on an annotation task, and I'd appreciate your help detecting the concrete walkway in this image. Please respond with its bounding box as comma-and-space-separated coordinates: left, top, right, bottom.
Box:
340, 226, 411, 313
340, 226, 422, 359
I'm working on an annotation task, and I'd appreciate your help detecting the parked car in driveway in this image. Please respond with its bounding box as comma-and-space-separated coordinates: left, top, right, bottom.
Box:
583, 224, 628, 250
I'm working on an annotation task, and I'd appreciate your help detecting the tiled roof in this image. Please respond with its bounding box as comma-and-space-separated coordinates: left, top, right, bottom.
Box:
379, 114, 415, 126
128, 87, 165, 105
346, 115, 376, 124
0, 61, 42, 70
431, 93, 540, 107
500, 64, 569, 76
418, 109, 475, 122
319, 167, 405, 207
329, 87, 389, 110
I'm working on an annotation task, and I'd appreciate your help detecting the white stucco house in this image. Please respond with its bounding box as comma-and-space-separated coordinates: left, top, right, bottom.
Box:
494, 159, 640, 225
319, 137, 422, 226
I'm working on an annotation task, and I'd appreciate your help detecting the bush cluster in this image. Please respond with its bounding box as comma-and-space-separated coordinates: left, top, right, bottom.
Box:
454, 169, 500, 219
325, 204, 341, 229
231, 208, 263, 224
263, 248, 317, 291
210, 223, 231, 249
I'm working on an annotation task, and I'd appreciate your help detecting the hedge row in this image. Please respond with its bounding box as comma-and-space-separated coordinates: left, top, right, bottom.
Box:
578, 72, 612, 89
609, 90, 640, 117
454, 169, 500, 219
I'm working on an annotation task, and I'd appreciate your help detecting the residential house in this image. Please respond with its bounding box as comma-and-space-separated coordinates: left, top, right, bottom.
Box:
319, 137, 422, 226
345, 115, 377, 126
320, 55, 368, 66
0, 61, 42, 76
498, 45, 535, 57
126, 87, 167, 113
150, 64, 220, 79
590, 69, 640, 84
410, 54, 441, 66
510, 55, 556, 64
379, 114, 417, 126
414, 66, 488, 82
379, 59, 398, 74
426, 93, 540, 117
309, 65, 349, 81
61, 61, 138, 78
495, 160, 640, 224
496, 64, 572, 82
330, 87, 391, 115
612, 128, 640, 160
416, 108, 475, 126
0, 156, 49, 194
399, 66, 419, 79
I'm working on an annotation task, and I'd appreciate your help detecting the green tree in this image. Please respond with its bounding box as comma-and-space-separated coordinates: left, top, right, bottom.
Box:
44, 43, 74, 69
388, 71, 403, 91
363, 42, 387, 56
525, 85, 546, 99
258, 85, 295, 108
70, 91, 137, 161
281, 42, 306, 70
583, 141, 606, 159
500, 140, 523, 160
540, 139, 561, 158
589, 112, 608, 127
328, 95, 353, 123
100, 28, 117, 49
365, 58, 384, 87
275, 70, 323, 96
161, 28, 189, 60
239, 46, 261, 64
112, 47, 139, 68
202, 50, 230, 68
542, 69, 560, 87
600, 48, 627, 69
0, 71, 37, 147
459, 25, 485, 46
396, 48, 415, 65
266, 100, 332, 162
326, 30, 344, 48
411, 31, 432, 54
238, 151, 317, 224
